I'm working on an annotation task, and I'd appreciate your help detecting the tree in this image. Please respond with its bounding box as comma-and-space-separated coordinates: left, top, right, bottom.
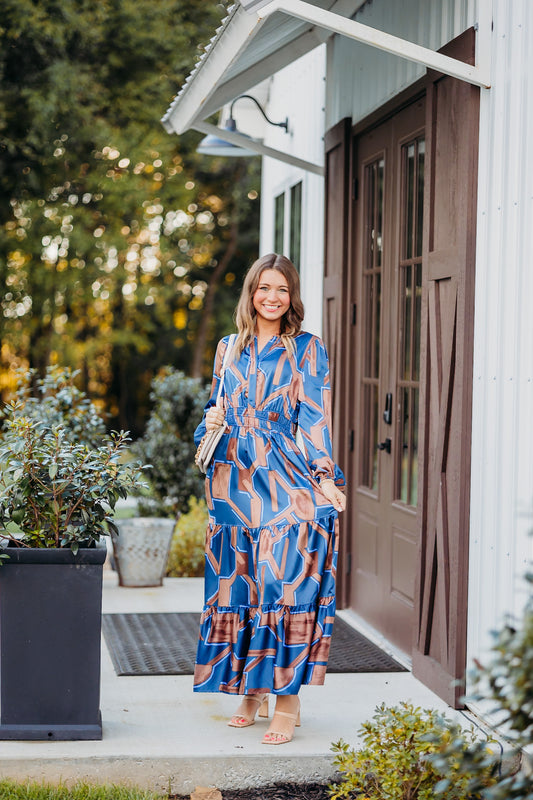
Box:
0, 0, 260, 432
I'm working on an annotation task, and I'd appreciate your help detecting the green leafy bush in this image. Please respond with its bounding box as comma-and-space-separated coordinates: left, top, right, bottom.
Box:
131, 369, 209, 518
472, 575, 533, 746
429, 573, 533, 800
0, 412, 146, 551
329, 702, 497, 800
166, 496, 208, 577
3, 367, 107, 448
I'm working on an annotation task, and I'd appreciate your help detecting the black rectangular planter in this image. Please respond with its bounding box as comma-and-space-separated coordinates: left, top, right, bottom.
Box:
0, 544, 106, 740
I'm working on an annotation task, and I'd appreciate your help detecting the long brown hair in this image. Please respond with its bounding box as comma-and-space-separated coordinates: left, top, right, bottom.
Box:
234, 253, 304, 355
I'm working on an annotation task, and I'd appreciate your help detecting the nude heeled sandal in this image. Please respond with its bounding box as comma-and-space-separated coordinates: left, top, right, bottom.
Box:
228, 694, 269, 728
261, 698, 301, 745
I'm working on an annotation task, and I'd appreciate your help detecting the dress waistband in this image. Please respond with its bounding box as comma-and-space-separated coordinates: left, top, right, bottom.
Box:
225, 408, 295, 435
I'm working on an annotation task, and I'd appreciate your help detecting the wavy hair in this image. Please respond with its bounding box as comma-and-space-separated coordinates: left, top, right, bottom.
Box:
234, 253, 304, 355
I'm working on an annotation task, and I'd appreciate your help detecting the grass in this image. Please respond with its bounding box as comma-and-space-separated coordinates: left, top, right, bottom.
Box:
0, 782, 166, 799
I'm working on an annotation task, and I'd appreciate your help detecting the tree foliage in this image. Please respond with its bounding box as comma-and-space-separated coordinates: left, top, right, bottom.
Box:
0, 0, 260, 432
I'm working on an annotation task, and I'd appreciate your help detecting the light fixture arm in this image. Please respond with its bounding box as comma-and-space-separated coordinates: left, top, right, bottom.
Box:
229, 94, 289, 132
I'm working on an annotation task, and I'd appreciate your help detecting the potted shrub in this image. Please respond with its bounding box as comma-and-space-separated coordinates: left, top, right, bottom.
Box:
0, 391, 145, 741
111, 368, 208, 587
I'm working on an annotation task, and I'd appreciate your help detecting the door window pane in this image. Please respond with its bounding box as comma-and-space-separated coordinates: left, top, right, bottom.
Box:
362, 383, 379, 492
377, 160, 384, 266
402, 264, 412, 380
361, 157, 384, 492
416, 141, 425, 257
399, 387, 419, 506
414, 262, 422, 381
405, 144, 415, 260
374, 271, 381, 379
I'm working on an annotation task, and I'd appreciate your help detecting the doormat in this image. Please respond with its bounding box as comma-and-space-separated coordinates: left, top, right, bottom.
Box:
102, 613, 407, 677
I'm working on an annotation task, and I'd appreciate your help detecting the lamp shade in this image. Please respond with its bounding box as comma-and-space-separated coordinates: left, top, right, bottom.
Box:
196, 133, 258, 157
196, 118, 259, 157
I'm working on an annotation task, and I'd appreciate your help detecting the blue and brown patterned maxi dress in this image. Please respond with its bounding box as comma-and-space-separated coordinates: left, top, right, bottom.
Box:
193, 331, 345, 695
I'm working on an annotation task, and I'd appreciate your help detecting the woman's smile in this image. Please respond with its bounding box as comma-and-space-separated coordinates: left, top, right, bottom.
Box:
253, 268, 291, 323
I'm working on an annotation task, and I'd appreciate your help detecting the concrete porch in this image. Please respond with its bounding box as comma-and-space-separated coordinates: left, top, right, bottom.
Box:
0, 571, 466, 796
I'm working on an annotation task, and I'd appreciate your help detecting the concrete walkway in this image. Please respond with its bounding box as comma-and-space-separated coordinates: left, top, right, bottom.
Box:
0, 571, 465, 796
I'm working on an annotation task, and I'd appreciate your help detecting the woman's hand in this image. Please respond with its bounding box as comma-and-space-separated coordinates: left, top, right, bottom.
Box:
205, 405, 226, 431
320, 478, 347, 512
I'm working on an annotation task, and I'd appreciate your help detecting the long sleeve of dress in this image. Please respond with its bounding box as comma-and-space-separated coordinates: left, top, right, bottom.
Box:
297, 336, 345, 488
193, 338, 226, 447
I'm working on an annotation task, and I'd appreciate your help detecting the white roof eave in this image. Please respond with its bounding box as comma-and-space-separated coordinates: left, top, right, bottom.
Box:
162, 4, 262, 136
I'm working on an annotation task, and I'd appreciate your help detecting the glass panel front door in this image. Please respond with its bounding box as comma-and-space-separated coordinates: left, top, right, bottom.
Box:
350, 97, 425, 654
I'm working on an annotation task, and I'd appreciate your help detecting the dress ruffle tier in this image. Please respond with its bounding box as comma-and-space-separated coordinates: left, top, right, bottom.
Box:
194, 515, 337, 695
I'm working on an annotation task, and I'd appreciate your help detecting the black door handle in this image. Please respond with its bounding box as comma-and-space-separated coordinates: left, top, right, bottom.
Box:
377, 438, 392, 454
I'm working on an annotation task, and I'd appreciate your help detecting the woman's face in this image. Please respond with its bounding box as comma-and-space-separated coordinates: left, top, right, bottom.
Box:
252, 269, 291, 326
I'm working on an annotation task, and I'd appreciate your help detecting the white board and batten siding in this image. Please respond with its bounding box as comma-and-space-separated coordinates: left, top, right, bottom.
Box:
260, 46, 326, 337
468, 0, 533, 665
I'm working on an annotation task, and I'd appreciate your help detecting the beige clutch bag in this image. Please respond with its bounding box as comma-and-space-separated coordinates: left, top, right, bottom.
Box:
194, 334, 236, 474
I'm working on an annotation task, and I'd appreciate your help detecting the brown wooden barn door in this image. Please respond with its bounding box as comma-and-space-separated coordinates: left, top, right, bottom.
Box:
323, 118, 351, 608
349, 98, 425, 654
412, 30, 479, 707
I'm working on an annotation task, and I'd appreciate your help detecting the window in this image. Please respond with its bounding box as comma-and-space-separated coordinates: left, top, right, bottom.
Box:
289, 182, 302, 269
274, 193, 285, 254
273, 180, 302, 271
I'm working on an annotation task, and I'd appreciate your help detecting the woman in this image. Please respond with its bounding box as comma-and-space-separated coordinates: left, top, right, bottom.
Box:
194, 253, 346, 745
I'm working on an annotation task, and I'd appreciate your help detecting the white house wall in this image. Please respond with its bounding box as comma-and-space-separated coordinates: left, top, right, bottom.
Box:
259, 46, 326, 336
327, 0, 476, 129
468, 0, 533, 665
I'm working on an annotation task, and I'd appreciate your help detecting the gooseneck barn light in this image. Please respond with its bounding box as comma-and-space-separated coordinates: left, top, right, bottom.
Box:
196, 94, 289, 157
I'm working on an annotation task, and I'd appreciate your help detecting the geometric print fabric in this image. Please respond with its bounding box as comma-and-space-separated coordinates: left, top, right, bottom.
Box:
193, 332, 345, 695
